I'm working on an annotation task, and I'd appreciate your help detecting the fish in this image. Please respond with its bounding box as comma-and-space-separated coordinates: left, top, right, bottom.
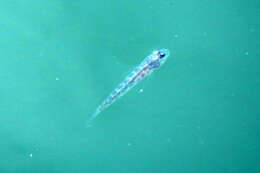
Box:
89, 49, 170, 122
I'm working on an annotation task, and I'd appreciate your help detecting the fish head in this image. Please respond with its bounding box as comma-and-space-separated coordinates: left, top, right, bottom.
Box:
157, 49, 169, 65
150, 49, 170, 68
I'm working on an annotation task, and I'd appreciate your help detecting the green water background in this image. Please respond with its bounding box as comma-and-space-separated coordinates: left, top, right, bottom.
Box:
0, 0, 259, 172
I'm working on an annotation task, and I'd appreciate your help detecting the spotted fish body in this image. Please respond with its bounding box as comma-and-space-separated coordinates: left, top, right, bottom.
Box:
89, 49, 170, 121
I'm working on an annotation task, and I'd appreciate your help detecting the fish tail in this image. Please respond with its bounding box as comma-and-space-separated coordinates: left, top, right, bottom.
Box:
87, 102, 106, 125
87, 109, 101, 124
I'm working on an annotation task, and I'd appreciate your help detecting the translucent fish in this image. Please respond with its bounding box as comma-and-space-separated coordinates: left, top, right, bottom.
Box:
89, 49, 170, 122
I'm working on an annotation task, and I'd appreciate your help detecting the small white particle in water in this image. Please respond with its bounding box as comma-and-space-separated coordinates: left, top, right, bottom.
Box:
249, 28, 255, 32
39, 52, 44, 57
173, 34, 179, 38
55, 77, 60, 81
127, 142, 132, 146
245, 52, 249, 56
167, 138, 172, 142
86, 124, 92, 128
139, 89, 143, 93
176, 124, 184, 128
199, 140, 205, 145
29, 153, 32, 157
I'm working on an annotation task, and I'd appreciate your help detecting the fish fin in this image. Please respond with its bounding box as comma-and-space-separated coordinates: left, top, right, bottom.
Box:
87, 109, 101, 125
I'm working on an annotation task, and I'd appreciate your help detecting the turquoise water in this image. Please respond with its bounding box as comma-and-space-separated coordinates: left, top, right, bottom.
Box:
0, 0, 259, 172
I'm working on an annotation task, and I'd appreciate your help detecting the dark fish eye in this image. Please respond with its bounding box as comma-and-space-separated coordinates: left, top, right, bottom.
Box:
159, 52, 165, 59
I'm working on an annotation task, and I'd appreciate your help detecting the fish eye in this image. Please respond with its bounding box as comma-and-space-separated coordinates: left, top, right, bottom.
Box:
159, 52, 165, 59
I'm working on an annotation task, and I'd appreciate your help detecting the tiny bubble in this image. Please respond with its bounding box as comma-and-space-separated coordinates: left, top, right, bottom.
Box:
245, 52, 249, 56
29, 153, 32, 157
139, 89, 143, 93
55, 77, 60, 81
127, 142, 132, 146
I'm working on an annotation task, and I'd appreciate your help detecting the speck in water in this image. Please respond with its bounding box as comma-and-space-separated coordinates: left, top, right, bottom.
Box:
173, 34, 179, 38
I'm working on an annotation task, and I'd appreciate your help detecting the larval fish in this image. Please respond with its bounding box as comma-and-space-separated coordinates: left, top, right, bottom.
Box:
89, 49, 170, 121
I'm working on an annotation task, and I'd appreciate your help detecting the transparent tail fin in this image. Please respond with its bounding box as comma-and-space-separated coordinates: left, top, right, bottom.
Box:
86, 109, 101, 125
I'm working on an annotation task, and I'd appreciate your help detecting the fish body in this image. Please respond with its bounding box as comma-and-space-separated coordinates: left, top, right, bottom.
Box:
89, 49, 170, 121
